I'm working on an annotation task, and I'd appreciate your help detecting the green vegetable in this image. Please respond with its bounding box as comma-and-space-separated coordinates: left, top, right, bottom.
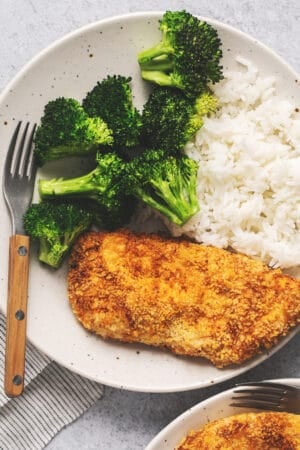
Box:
138, 10, 223, 96
82, 75, 142, 158
141, 87, 218, 152
124, 148, 200, 226
23, 202, 93, 268
34, 97, 113, 166
38, 152, 134, 229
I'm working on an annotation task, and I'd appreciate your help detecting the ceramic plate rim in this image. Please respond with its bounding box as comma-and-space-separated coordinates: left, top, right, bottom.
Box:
1, 11, 299, 105
145, 377, 300, 449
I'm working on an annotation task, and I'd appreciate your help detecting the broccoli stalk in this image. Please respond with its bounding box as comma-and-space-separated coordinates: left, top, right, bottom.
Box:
34, 97, 113, 166
38, 152, 134, 229
138, 10, 223, 96
23, 202, 93, 268
141, 87, 218, 152
125, 149, 200, 226
39, 152, 124, 199
82, 75, 142, 158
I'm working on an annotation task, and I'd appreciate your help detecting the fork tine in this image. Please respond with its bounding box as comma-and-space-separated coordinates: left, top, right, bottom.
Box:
13, 122, 29, 177
230, 401, 283, 412
232, 393, 282, 402
235, 382, 296, 392
23, 123, 37, 178
233, 389, 283, 398
4, 121, 22, 175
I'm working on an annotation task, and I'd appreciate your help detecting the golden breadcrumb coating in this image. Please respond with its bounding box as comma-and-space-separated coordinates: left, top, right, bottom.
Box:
176, 412, 300, 450
68, 230, 300, 367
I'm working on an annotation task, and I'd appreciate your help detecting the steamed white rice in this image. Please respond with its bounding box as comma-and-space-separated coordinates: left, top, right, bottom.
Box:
166, 57, 300, 269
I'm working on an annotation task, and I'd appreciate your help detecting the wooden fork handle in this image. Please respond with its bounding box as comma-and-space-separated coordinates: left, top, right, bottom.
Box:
4, 234, 30, 397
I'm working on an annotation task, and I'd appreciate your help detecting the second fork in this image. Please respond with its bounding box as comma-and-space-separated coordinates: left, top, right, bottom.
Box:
231, 381, 300, 414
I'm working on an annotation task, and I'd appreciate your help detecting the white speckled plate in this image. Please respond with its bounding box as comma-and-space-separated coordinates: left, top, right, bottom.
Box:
0, 12, 299, 392
146, 378, 300, 449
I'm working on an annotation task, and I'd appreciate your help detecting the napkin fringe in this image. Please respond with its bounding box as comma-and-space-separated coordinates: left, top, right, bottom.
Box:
0, 313, 103, 450
0, 361, 103, 450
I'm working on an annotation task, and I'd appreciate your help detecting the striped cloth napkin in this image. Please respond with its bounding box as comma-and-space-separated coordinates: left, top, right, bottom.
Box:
0, 313, 103, 450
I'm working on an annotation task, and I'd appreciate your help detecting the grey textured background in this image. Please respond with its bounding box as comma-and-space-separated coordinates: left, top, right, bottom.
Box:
1, 1, 299, 449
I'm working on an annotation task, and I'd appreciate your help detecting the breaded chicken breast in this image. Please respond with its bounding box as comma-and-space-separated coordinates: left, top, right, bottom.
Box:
176, 412, 300, 450
68, 230, 300, 367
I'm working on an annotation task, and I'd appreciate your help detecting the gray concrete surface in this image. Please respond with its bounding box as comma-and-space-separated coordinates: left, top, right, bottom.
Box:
1, 1, 299, 449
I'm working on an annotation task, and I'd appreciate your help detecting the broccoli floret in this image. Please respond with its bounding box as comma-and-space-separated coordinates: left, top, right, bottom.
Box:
125, 149, 200, 226
141, 87, 218, 152
82, 75, 142, 158
38, 152, 135, 229
34, 97, 113, 166
23, 202, 93, 268
138, 10, 223, 96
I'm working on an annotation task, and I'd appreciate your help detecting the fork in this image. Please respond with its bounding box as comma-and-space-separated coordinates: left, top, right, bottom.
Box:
2, 121, 37, 397
231, 381, 300, 414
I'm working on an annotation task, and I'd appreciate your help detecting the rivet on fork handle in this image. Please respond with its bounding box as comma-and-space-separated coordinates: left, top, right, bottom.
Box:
4, 234, 30, 397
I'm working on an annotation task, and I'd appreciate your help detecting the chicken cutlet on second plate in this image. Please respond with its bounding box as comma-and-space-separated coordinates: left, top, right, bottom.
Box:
176, 412, 300, 449
68, 229, 300, 367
